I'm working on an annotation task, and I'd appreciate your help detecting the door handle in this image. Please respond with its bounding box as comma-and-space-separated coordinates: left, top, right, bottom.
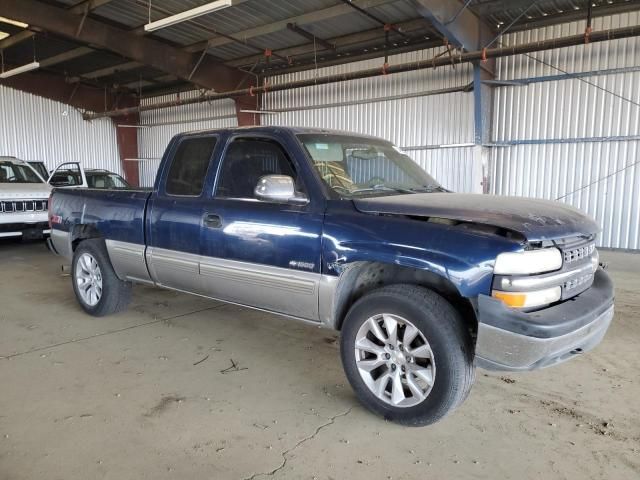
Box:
203, 213, 222, 228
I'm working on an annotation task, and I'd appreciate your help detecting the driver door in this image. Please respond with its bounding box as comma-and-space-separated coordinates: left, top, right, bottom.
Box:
199, 136, 324, 321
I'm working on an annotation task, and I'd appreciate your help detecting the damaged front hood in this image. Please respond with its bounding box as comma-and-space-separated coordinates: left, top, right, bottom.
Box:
353, 193, 600, 242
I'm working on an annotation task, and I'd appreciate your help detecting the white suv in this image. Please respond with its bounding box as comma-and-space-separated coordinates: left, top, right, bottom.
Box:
0, 156, 52, 239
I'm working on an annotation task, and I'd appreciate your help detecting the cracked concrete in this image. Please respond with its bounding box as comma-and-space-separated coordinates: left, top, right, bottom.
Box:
1, 241, 639, 479
244, 408, 353, 480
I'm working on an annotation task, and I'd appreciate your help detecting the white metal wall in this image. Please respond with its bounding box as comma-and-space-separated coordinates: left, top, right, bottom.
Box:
492, 12, 640, 249
0, 85, 121, 176
263, 47, 476, 192
137, 91, 238, 186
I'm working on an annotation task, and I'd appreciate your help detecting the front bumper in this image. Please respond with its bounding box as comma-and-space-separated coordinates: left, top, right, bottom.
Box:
0, 221, 50, 239
475, 268, 614, 371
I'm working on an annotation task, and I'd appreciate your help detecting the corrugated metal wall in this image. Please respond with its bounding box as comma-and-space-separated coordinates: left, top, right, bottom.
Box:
0, 85, 121, 176
263, 47, 476, 192
137, 91, 238, 186
492, 12, 640, 249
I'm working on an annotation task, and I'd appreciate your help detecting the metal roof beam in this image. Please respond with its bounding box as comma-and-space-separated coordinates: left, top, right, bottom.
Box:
0, 61, 137, 113
184, 0, 396, 52
469, 0, 538, 18
69, 1, 415, 87
0, 0, 116, 50
39, 46, 94, 68
0, 30, 32, 49
67, 61, 143, 83
410, 0, 493, 50
0, 0, 249, 92
227, 18, 431, 67
286, 23, 335, 51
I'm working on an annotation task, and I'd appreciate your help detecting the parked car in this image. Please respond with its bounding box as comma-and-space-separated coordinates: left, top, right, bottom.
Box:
0, 156, 51, 240
47, 127, 614, 426
48, 164, 131, 189
27, 161, 50, 181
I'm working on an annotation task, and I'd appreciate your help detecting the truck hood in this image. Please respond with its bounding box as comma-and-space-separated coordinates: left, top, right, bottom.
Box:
0, 182, 51, 199
352, 193, 600, 242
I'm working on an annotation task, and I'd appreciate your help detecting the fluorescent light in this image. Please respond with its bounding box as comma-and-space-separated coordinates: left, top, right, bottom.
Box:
0, 61, 41, 79
239, 109, 278, 115
0, 31, 9, 41
0, 16, 28, 28
144, 0, 233, 32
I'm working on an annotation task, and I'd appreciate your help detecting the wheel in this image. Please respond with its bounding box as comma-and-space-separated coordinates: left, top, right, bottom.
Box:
72, 239, 132, 316
340, 284, 475, 426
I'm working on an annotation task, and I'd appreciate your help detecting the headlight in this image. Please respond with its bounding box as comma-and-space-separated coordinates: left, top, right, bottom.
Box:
494, 248, 562, 275
492, 287, 561, 309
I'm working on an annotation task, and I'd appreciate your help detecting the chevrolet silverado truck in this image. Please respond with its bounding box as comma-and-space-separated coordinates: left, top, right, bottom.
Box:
48, 127, 614, 426
1, 156, 51, 239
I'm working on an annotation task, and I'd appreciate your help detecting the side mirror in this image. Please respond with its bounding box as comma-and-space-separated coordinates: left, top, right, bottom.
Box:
254, 175, 308, 204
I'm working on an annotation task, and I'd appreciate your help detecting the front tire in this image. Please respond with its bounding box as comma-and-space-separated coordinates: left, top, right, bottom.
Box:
72, 239, 132, 316
340, 285, 475, 426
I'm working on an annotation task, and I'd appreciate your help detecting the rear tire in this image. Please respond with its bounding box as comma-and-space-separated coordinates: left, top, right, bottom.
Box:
340, 284, 475, 426
72, 239, 132, 316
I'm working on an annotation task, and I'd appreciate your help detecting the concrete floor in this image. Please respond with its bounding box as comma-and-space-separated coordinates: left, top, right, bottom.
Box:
0, 240, 638, 480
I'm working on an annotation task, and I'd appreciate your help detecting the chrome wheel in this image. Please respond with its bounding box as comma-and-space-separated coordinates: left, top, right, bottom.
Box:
75, 252, 103, 306
354, 314, 435, 408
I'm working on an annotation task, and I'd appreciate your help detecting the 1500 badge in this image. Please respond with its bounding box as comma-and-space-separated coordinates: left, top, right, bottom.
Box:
289, 260, 315, 270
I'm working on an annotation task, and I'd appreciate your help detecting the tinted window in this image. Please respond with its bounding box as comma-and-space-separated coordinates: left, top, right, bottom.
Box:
87, 173, 130, 189
166, 136, 217, 196
216, 139, 300, 199
0, 161, 44, 184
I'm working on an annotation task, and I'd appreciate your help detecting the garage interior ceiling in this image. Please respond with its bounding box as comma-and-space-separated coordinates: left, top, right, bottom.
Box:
1, 0, 640, 101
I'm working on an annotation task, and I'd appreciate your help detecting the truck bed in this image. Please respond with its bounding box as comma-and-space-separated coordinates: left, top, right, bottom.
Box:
52, 187, 151, 245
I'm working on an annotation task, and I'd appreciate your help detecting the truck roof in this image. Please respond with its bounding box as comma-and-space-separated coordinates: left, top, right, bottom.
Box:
177, 126, 390, 143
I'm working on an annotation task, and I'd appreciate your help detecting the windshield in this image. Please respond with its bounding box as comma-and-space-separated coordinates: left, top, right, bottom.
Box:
298, 134, 443, 198
0, 161, 44, 184
87, 172, 130, 189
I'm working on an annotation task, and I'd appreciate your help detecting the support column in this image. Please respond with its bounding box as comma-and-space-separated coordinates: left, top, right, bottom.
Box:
410, 0, 496, 194
234, 94, 260, 127
113, 114, 140, 187
473, 62, 495, 194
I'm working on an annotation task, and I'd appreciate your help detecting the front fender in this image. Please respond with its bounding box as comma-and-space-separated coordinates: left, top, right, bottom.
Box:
325, 240, 488, 297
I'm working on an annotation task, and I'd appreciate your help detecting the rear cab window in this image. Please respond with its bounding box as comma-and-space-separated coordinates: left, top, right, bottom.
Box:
165, 136, 218, 196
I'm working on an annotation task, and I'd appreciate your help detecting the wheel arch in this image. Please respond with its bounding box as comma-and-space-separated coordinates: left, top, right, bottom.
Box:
70, 224, 104, 252
326, 261, 478, 338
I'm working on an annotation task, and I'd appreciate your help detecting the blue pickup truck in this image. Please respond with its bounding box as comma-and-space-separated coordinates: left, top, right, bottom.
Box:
48, 127, 614, 426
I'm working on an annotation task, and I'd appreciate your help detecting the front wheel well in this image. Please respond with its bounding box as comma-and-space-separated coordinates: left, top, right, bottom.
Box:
332, 262, 477, 338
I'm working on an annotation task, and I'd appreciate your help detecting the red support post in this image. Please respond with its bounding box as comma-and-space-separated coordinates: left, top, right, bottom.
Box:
234, 94, 260, 127
113, 114, 140, 187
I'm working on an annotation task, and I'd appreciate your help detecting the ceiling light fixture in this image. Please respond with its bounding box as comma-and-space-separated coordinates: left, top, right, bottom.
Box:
0, 61, 41, 79
0, 31, 9, 41
144, 0, 233, 32
0, 16, 28, 28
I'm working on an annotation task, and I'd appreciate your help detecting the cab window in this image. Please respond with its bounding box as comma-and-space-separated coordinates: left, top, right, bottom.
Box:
216, 138, 303, 199
166, 136, 217, 196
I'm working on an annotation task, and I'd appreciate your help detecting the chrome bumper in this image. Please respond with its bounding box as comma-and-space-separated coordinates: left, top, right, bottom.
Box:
475, 269, 614, 371
48, 228, 73, 259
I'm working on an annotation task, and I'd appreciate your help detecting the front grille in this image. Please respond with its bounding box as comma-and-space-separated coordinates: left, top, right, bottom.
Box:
0, 199, 48, 213
563, 242, 595, 264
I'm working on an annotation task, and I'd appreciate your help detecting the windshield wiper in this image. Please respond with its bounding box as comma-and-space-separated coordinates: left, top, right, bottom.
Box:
350, 184, 415, 195
408, 185, 449, 193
